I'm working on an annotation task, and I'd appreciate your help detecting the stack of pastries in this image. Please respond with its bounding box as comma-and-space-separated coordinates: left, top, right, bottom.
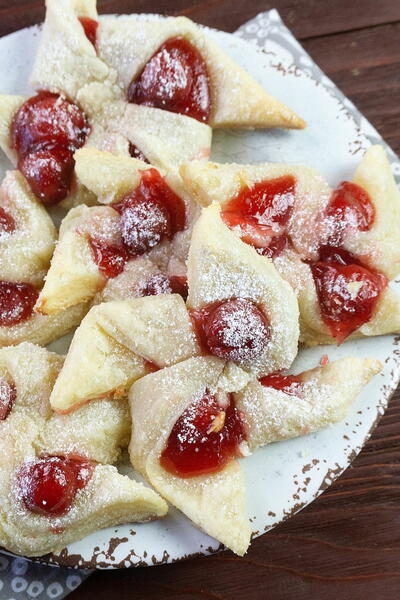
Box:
0, 0, 398, 558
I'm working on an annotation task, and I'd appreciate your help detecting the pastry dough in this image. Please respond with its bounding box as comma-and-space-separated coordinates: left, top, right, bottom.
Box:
0, 171, 56, 286
97, 15, 305, 129
50, 294, 200, 413
342, 145, 400, 279
0, 302, 88, 348
0, 95, 26, 164
235, 357, 382, 451
187, 203, 299, 375
78, 84, 212, 170
129, 356, 251, 556
30, 0, 111, 101
36, 205, 117, 314
0, 342, 167, 557
0, 171, 88, 348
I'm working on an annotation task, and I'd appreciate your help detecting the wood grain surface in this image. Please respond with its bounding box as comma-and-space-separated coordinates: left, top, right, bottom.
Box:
1, 1, 400, 598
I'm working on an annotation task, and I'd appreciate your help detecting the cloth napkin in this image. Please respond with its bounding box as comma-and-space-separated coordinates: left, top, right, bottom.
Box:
1, 8, 398, 600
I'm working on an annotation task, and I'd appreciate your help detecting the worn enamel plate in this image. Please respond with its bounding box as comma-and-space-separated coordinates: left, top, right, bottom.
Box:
0, 15, 399, 569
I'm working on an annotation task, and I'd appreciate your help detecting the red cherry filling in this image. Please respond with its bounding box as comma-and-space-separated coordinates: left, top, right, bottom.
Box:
310, 258, 387, 343
0, 207, 16, 234
325, 181, 375, 245
128, 36, 211, 123
191, 298, 271, 362
119, 194, 171, 255
0, 377, 16, 420
317, 245, 366, 267
169, 275, 189, 300
18, 145, 75, 206
89, 171, 185, 278
17, 456, 94, 516
12, 92, 88, 156
128, 143, 149, 164
11, 92, 89, 205
0, 281, 38, 327
259, 373, 304, 396
79, 16, 98, 47
221, 176, 296, 257
89, 238, 129, 279
160, 390, 245, 478
143, 274, 188, 300
114, 168, 185, 256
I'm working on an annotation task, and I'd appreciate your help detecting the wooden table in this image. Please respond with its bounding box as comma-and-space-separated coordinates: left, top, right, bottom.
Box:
1, 1, 400, 598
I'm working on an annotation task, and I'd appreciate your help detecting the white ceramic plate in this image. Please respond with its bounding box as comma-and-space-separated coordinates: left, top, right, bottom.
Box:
0, 16, 399, 569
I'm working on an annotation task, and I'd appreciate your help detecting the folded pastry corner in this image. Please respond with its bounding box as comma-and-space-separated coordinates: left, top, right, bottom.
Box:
0, 170, 56, 286
236, 356, 382, 452
129, 356, 251, 556
345, 144, 400, 280
50, 294, 200, 413
97, 14, 305, 130
29, 0, 111, 101
0, 171, 88, 348
0, 95, 26, 163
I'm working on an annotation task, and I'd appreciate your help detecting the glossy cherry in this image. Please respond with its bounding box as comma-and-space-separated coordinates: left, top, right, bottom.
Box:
128, 36, 211, 123
191, 298, 271, 362
325, 181, 375, 245
17, 456, 94, 516
221, 176, 296, 256
160, 390, 245, 478
0, 207, 16, 234
79, 16, 98, 48
18, 145, 75, 206
0, 281, 38, 327
114, 168, 185, 256
0, 377, 17, 421
89, 238, 129, 279
310, 259, 387, 343
259, 373, 304, 396
11, 92, 88, 157
11, 92, 89, 205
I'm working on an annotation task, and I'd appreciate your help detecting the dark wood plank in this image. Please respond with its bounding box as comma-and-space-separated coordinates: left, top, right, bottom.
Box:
71, 391, 400, 600
303, 22, 400, 154
1, 0, 400, 39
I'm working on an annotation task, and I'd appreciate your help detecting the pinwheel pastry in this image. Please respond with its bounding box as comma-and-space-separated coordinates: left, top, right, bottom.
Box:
181, 145, 400, 345
30, 0, 305, 131
0, 342, 167, 557
0, 171, 87, 348
129, 355, 381, 555
48, 203, 299, 413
